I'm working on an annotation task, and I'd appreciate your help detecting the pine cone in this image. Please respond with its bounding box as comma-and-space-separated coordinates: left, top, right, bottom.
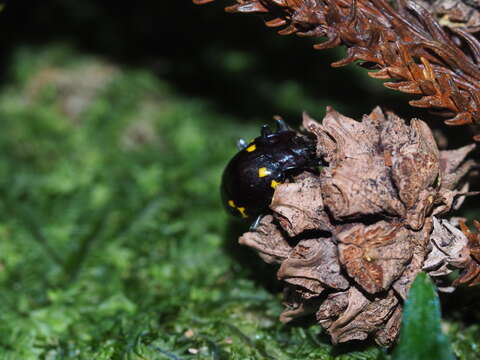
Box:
239, 107, 478, 346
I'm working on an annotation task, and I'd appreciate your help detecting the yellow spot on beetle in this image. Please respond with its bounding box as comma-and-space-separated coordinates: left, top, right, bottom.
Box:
237, 207, 248, 218
258, 167, 271, 178
271, 180, 281, 189
228, 199, 248, 218
246, 144, 256, 152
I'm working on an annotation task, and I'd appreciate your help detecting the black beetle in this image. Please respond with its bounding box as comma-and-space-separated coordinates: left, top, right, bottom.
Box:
221, 118, 317, 224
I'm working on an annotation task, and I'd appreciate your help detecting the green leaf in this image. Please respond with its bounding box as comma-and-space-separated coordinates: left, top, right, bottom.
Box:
392, 272, 455, 360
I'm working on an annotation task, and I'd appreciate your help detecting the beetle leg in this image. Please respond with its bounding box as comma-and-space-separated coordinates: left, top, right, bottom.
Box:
273, 116, 289, 132
261, 125, 272, 138
249, 214, 263, 231
237, 138, 247, 150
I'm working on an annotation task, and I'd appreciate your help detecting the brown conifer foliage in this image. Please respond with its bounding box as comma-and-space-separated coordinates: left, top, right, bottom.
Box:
194, 0, 480, 140
454, 220, 480, 285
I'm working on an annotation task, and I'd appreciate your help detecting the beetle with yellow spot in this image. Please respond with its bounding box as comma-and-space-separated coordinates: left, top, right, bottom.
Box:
221, 118, 317, 227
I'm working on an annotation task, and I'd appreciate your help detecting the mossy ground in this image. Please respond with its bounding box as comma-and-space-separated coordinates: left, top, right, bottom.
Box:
0, 46, 478, 359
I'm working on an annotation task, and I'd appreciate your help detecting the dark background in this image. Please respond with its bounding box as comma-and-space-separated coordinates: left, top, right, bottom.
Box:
0, 0, 422, 121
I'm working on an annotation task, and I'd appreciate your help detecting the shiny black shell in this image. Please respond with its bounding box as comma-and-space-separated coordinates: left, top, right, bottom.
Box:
221, 128, 315, 219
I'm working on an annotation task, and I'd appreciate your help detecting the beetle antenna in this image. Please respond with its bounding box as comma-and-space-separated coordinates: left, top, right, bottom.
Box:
237, 138, 247, 150
273, 116, 289, 132
261, 125, 272, 138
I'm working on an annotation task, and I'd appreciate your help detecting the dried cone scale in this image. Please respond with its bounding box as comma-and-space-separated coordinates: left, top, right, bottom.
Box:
239, 107, 478, 346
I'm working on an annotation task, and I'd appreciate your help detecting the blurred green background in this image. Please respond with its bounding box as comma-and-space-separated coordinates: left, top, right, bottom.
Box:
0, 1, 478, 359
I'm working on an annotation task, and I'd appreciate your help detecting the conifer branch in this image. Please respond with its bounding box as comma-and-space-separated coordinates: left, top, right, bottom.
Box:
194, 0, 480, 140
